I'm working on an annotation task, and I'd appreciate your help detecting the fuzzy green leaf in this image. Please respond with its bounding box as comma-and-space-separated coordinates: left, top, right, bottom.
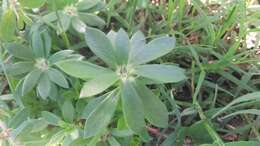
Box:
20, 0, 47, 8
121, 80, 146, 135
22, 69, 42, 95
31, 30, 51, 58
135, 82, 168, 127
48, 50, 74, 64
5, 43, 34, 60
8, 108, 28, 129
47, 68, 69, 88
76, 0, 101, 11
84, 91, 119, 138
114, 29, 130, 64
41, 111, 63, 126
6, 61, 34, 76
72, 17, 86, 33
58, 12, 71, 32
37, 73, 51, 99
56, 60, 112, 79
79, 13, 105, 29
81, 94, 106, 119
62, 100, 75, 123
80, 72, 119, 98
85, 27, 117, 67
130, 31, 146, 52
0, 9, 16, 41
107, 30, 117, 45
135, 64, 186, 83
129, 36, 176, 65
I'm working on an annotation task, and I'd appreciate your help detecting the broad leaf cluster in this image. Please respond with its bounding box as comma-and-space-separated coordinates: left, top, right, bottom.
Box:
5, 33, 81, 99
57, 27, 186, 140
0, 0, 257, 146
42, 0, 105, 33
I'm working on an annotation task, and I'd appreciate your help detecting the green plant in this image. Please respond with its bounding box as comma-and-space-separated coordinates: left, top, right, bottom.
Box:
4, 39, 81, 99
45, 0, 105, 33
0, 0, 260, 146
0, 0, 34, 42
57, 27, 186, 140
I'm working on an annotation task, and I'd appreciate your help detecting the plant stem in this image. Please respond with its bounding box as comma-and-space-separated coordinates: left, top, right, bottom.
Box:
191, 58, 224, 146
195, 101, 225, 146
52, 0, 71, 49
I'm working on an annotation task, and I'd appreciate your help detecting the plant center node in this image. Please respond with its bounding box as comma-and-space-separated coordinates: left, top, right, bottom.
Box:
64, 6, 77, 16
116, 65, 135, 81
35, 58, 49, 71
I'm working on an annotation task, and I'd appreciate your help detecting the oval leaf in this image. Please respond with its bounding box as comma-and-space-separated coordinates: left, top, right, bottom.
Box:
5, 43, 34, 60
85, 27, 117, 67
134, 82, 169, 127
76, 0, 100, 11
121, 80, 146, 135
58, 12, 71, 32
72, 17, 86, 33
56, 60, 112, 79
80, 72, 119, 98
48, 50, 74, 64
84, 91, 119, 138
115, 29, 130, 65
79, 12, 105, 29
81, 94, 106, 119
135, 64, 186, 83
130, 31, 146, 52
62, 100, 75, 123
22, 69, 42, 95
47, 68, 69, 88
41, 111, 63, 126
0, 9, 16, 41
31, 30, 44, 58
37, 73, 51, 99
129, 36, 176, 65
6, 61, 34, 76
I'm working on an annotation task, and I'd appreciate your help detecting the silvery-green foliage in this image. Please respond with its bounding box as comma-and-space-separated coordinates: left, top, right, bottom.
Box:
57, 27, 186, 140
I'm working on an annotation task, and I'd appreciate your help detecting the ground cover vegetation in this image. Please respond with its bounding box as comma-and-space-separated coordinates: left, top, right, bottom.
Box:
0, 0, 260, 146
